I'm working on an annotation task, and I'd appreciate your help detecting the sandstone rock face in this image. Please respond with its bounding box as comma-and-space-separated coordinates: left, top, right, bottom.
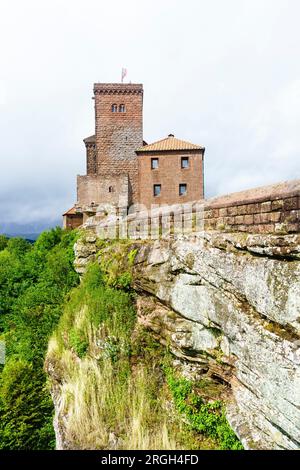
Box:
73, 231, 300, 450
74, 233, 98, 274
132, 233, 300, 450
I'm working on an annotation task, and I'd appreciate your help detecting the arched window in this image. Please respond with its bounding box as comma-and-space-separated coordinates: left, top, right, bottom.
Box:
119, 104, 126, 113
112, 104, 118, 113
108, 186, 114, 193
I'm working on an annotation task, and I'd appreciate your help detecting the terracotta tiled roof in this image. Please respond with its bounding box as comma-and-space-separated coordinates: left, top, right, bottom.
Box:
136, 135, 204, 152
83, 134, 96, 144
63, 206, 77, 216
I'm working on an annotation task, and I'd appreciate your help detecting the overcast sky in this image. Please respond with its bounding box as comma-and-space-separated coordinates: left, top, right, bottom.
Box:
0, 0, 299, 228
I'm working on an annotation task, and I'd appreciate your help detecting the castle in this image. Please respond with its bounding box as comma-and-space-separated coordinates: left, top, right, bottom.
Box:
63, 83, 205, 229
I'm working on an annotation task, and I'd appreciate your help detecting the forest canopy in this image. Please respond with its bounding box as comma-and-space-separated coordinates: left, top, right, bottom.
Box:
0, 228, 79, 449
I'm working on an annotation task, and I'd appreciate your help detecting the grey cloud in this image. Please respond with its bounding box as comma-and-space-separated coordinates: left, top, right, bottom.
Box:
0, 0, 299, 229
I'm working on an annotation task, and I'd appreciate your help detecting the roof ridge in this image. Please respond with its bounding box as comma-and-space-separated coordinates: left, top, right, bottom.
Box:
136, 135, 204, 152
145, 136, 171, 145
63, 206, 76, 216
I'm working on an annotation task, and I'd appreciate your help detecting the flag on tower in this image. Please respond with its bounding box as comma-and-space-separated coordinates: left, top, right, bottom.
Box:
121, 68, 127, 83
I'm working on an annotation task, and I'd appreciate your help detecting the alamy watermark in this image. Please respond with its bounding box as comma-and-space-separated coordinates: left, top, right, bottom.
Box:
81, 201, 206, 241
0, 340, 5, 365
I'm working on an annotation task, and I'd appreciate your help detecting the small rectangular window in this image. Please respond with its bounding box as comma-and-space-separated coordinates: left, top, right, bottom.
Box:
179, 184, 187, 196
181, 157, 189, 169
151, 158, 159, 169
153, 184, 161, 197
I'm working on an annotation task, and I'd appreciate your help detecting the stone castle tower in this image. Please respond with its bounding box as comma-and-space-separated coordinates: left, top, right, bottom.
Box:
77, 83, 143, 216
93, 83, 143, 203
63, 82, 205, 229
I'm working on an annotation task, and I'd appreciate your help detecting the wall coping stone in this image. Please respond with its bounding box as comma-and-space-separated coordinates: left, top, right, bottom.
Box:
205, 180, 300, 210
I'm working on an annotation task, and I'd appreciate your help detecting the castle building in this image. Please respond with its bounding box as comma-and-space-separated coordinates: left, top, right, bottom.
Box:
63, 83, 205, 229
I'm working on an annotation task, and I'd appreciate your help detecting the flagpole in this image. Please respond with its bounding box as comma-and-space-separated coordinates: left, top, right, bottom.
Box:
121, 68, 127, 84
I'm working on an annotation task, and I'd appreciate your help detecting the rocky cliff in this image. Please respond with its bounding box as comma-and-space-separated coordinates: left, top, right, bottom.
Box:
71, 230, 300, 450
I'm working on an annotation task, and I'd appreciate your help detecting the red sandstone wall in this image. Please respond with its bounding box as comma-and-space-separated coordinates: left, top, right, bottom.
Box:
94, 180, 300, 237
63, 213, 83, 230
77, 174, 129, 208
86, 143, 97, 175
94, 83, 143, 205
204, 180, 300, 234
138, 150, 204, 208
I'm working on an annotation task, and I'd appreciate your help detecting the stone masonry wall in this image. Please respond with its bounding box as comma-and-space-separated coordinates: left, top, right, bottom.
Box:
94, 83, 143, 205
86, 143, 97, 175
204, 180, 300, 234
138, 149, 204, 208
86, 179, 300, 237
77, 174, 129, 208
63, 213, 83, 230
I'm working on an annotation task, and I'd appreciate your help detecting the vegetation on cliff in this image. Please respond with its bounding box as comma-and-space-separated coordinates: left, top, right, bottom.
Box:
0, 229, 79, 449
47, 255, 242, 450
0, 231, 241, 450
47, 263, 199, 449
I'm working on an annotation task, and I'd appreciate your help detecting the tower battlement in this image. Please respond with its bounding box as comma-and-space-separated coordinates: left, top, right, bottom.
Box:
93, 83, 143, 95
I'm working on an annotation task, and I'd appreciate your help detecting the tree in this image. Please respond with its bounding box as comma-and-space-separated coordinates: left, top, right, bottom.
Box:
0, 235, 8, 251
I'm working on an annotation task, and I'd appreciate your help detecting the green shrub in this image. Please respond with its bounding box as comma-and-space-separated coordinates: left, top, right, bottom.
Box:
128, 248, 138, 266
113, 271, 132, 290
165, 368, 243, 450
69, 328, 88, 358
0, 358, 55, 450
6, 237, 31, 257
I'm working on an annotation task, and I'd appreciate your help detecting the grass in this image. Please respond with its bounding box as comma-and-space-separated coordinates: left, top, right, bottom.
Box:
49, 347, 178, 449
48, 260, 227, 450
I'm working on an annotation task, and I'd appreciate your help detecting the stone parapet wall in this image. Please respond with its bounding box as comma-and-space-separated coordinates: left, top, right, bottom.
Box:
83, 180, 300, 238
204, 180, 300, 234
204, 195, 299, 234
